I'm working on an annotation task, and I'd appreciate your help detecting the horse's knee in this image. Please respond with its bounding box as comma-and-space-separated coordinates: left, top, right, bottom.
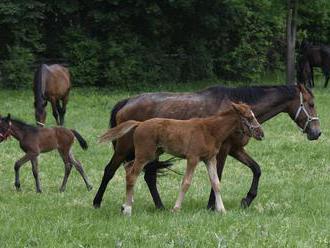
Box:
182, 180, 191, 192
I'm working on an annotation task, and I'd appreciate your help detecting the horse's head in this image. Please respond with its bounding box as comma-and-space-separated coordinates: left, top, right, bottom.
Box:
287, 84, 321, 140
231, 102, 264, 141
0, 114, 12, 142
34, 101, 46, 127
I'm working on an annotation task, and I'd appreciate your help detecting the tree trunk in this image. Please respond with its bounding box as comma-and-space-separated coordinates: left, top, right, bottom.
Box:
286, 0, 298, 84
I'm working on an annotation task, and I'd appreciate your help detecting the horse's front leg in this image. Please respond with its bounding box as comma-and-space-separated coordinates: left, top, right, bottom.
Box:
207, 144, 231, 210
14, 153, 35, 191
230, 147, 261, 208
50, 98, 60, 125
206, 156, 225, 213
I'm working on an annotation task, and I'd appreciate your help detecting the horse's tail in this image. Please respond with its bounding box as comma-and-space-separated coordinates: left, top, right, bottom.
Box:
71, 129, 88, 150
109, 98, 129, 128
100, 120, 140, 143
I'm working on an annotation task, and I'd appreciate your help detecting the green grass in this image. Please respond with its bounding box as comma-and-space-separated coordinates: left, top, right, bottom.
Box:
0, 81, 330, 247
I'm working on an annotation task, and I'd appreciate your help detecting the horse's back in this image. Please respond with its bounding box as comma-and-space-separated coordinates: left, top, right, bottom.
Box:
45, 64, 71, 98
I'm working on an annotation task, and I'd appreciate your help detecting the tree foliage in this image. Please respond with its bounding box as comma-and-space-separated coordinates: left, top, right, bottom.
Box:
0, 0, 329, 88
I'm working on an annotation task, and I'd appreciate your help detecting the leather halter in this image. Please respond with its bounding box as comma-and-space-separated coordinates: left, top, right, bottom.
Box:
294, 92, 319, 133
0, 121, 12, 140
36, 121, 45, 127
241, 111, 261, 136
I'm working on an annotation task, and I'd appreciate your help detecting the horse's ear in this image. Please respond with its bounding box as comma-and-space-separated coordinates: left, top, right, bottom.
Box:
231, 102, 242, 112
297, 83, 308, 94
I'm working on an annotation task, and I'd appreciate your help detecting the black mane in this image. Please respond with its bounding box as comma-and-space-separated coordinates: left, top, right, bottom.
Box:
201, 85, 298, 104
5, 117, 38, 133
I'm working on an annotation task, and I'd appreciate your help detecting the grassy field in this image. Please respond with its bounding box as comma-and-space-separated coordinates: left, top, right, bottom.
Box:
0, 81, 329, 247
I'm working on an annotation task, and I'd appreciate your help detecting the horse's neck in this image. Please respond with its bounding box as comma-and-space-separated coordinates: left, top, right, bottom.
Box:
252, 90, 295, 124
207, 111, 239, 141
10, 123, 26, 141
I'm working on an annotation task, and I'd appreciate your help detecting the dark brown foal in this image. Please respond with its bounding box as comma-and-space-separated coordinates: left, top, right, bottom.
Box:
0, 114, 92, 192
100, 102, 264, 215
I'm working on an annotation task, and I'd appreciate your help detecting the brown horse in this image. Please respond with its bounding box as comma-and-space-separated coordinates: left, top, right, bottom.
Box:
0, 114, 92, 192
33, 64, 71, 126
100, 103, 264, 215
298, 41, 330, 88
93, 84, 321, 210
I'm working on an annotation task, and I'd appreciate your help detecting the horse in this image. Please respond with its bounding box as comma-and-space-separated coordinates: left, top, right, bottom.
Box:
100, 102, 264, 215
93, 84, 321, 210
298, 41, 330, 88
33, 64, 71, 127
0, 114, 92, 193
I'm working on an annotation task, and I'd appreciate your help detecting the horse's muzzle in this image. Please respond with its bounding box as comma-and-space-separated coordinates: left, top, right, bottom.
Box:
307, 129, 321, 140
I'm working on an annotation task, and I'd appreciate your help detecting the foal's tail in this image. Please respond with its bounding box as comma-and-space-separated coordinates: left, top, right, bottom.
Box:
99, 120, 140, 143
71, 129, 88, 150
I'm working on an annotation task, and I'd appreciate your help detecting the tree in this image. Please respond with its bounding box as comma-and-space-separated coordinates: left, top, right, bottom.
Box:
286, 0, 298, 84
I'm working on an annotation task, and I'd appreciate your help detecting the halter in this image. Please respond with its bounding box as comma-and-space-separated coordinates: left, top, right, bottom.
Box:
0, 121, 12, 140
294, 92, 319, 133
36, 121, 45, 127
241, 111, 261, 136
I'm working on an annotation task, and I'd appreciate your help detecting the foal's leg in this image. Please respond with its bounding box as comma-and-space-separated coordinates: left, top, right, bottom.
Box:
58, 150, 73, 192
173, 157, 199, 212
123, 158, 150, 216
207, 144, 231, 210
31, 157, 42, 193
230, 148, 261, 208
206, 156, 225, 213
69, 152, 93, 191
50, 98, 60, 125
14, 154, 34, 191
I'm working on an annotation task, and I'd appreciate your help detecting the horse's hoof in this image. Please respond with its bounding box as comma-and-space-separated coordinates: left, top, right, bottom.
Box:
93, 203, 101, 209
121, 204, 132, 216
240, 198, 249, 209
156, 205, 165, 211
36, 190, 42, 193
87, 185, 93, 191
171, 207, 180, 213
207, 205, 216, 211
15, 183, 21, 191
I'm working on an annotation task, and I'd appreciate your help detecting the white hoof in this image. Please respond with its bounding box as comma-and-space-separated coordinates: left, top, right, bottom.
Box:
121, 204, 132, 216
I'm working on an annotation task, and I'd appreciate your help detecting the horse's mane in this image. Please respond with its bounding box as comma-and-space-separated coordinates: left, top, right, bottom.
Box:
7, 117, 38, 133
202, 85, 298, 104
33, 64, 46, 112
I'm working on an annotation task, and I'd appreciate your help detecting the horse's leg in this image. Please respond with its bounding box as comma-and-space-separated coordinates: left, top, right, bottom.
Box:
144, 161, 165, 209
207, 144, 231, 210
230, 147, 261, 208
93, 152, 126, 208
50, 98, 60, 125
14, 154, 33, 191
58, 150, 73, 192
31, 157, 42, 193
69, 151, 93, 191
173, 157, 199, 212
58, 93, 69, 126
323, 68, 329, 88
206, 156, 225, 213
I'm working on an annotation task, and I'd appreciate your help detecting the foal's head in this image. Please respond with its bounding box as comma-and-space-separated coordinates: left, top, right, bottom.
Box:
0, 114, 12, 142
231, 102, 264, 140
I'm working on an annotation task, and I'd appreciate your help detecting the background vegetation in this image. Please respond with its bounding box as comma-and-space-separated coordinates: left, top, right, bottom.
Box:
0, 82, 329, 247
0, 0, 330, 88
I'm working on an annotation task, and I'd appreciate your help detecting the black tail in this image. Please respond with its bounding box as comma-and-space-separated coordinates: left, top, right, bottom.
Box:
109, 98, 129, 128
71, 129, 88, 150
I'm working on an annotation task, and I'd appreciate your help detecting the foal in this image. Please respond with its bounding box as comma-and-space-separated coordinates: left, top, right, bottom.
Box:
0, 114, 92, 192
100, 102, 264, 215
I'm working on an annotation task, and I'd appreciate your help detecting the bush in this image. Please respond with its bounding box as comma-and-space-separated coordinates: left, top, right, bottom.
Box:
0, 46, 34, 88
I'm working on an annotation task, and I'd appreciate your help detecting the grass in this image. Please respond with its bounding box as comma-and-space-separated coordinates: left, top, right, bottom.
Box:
0, 80, 330, 247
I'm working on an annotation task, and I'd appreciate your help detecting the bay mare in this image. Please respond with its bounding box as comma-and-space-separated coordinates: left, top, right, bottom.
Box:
100, 103, 264, 215
93, 84, 321, 210
0, 114, 92, 192
33, 64, 71, 126
298, 41, 330, 88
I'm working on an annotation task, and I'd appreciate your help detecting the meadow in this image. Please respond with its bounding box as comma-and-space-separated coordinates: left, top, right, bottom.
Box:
0, 80, 329, 247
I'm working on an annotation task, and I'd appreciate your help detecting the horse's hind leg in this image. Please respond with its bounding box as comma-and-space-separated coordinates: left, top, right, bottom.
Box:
50, 98, 60, 125
206, 156, 225, 213
144, 161, 165, 209
31, 157, 42, 193
58, 150, 73, 192
69, 152, 93, 191
173, 157, 199, 212
58, 93, 69, 126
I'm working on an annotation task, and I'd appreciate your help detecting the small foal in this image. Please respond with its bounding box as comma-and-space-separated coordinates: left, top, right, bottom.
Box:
100, 102, 264, 215
0, 114, 92, 192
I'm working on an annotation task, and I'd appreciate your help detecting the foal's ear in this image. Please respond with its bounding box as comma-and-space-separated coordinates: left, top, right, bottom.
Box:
231, 102, 242, 112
